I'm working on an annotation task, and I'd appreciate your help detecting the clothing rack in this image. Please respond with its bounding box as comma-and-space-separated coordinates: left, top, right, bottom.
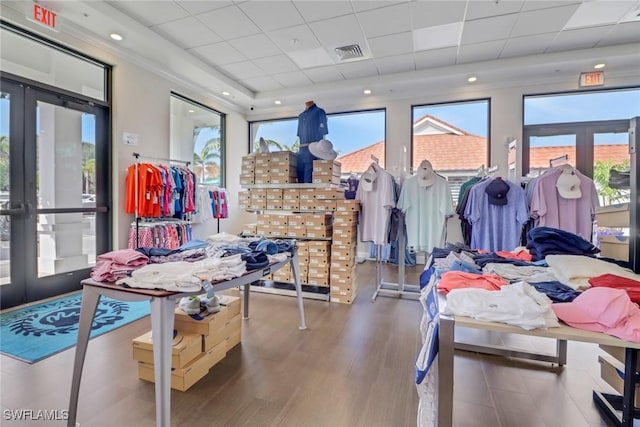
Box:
370, 160, 420, 302
196, 183, 227, 233
132, 152, 192, 248
371, 213, 421, 301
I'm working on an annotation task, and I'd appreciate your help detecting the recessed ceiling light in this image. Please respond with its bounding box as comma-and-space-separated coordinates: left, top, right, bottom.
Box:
274, 100, 282, 105
188, 109, 195, 113
594, 63, 606, 69
363, 89, 372, 95
467, 76, 477, 83
222, 91, 230, 96
110, 33, 123, 41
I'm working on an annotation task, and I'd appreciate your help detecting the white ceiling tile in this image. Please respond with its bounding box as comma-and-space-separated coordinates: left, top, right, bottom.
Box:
598, 21, 640, 46
238, 1, 305, 32
351, 1, 405, 13
108, 1, 190, 26
564, 1, 635, 30
303, 66, 345, 83
521, 1, 581, 12
465, 0, 524, 20
457, 40, 506, 64
409, 1, 467, 29
228, 34, 282, 59
292, 1, 354, 22
309, 14, 366, 47
547, 25, 614, 52
152, 17, 221, 49
511, 4, 581, 37
189, 42, 246, 66
375, 53, 415, 74
197, 5, 261, 39
240, 76, 283, 92
358, 3, 411, 38
219, 60, 267, 79
271, 71, 313, 87
460, 14, 518, 45
413, 22, 462, 51
335, 59, 379, 79
500, 33, 557, 58
177, 1, 234, 15
414, 47, 458, 69
287, 48, 335, 69
254, 54, 300, 74
368, 32, 414, 57
268, 24, 321, 52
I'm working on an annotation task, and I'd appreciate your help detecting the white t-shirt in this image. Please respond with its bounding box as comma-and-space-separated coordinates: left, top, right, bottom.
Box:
397, 174, 454, 253
356, 165, 396, 245
443, 281, 560, 330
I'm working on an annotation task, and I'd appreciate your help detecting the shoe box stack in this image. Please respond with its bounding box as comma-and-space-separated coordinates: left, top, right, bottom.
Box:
132, 295, 242, 391
598, 345, 640, 406
330, 200, 360, 304
312, 160, 341, 185
240, 152, 298, 185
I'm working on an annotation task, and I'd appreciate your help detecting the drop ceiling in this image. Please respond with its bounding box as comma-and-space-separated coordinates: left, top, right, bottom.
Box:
2, 0, 640, 112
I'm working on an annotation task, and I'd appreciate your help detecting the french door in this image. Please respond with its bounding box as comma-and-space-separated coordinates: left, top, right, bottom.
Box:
0, 77, 110, 308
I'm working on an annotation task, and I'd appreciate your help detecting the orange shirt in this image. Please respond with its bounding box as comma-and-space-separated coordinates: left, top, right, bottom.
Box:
437, 271, 508, 295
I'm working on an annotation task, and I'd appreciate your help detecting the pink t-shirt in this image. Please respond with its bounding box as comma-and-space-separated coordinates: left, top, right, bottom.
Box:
529, 168, 598, 241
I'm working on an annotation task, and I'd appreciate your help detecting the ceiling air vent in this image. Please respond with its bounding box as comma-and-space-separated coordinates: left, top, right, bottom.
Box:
334, 44, 364, 61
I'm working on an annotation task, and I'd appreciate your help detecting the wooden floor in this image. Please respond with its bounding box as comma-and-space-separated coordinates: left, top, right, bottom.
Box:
0, 262, 621, 427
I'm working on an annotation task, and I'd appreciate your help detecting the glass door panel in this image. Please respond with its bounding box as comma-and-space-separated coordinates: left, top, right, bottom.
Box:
528, 134, 577, 177
0, 90, 11, 285
593, 131, 630, 205
35, 101, 97, 277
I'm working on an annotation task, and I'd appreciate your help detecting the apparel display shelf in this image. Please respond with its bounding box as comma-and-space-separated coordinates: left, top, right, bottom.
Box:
240, 153, 359, 303
128, 152, 193, 249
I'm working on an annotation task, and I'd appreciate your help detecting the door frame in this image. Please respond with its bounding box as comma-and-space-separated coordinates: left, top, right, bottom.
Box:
0, 73, 112, 308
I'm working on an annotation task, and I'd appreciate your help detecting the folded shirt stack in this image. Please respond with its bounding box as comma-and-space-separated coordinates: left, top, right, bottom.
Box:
90, 249, 149, 282
526, 226, 600, 261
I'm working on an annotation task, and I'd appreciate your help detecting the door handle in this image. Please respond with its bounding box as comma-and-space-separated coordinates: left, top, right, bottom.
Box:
0, 203, 26, 216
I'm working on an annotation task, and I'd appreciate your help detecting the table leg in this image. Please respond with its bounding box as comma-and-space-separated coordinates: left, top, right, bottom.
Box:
150, 297, 177, 427
289, 254, 307, 330
622, 348, 638, 426
243, 279, 250, 320
438, 315, 455, 427
557, 339, 567, 366
68, 287, 101, 427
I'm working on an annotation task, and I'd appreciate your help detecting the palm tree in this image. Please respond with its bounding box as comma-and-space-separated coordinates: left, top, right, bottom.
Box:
254, 138, 285, 152
0, 136, 8, 192
194, 137, 221, 182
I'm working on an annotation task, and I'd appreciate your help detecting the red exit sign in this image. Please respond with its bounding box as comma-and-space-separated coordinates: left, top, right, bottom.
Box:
579, 71, 604, 87
30, 3, 58, 31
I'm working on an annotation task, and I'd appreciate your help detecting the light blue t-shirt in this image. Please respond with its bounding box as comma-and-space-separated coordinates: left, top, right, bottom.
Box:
464, 178, 529, 252
397, 174, 454, 253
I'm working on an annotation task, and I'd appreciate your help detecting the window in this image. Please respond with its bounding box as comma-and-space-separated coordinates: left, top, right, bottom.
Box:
523, 88, 639, 204
170, 94, 225, 186
412, 100, 490, 202
249, 108, 385, 176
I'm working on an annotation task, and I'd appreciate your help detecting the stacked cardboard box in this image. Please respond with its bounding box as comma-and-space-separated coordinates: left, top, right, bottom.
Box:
307, 241, 331, 286
249, 188, 267, 210
282, 188, 300, 210
330, 200, 360, 304
269, 151, 298, 184
312, 160, 341, 185
240, 156, 254, 185
253, 153, 270, 184
133, 295, 242, 391
239, 190, 251, 209
266, 188, 283, 210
